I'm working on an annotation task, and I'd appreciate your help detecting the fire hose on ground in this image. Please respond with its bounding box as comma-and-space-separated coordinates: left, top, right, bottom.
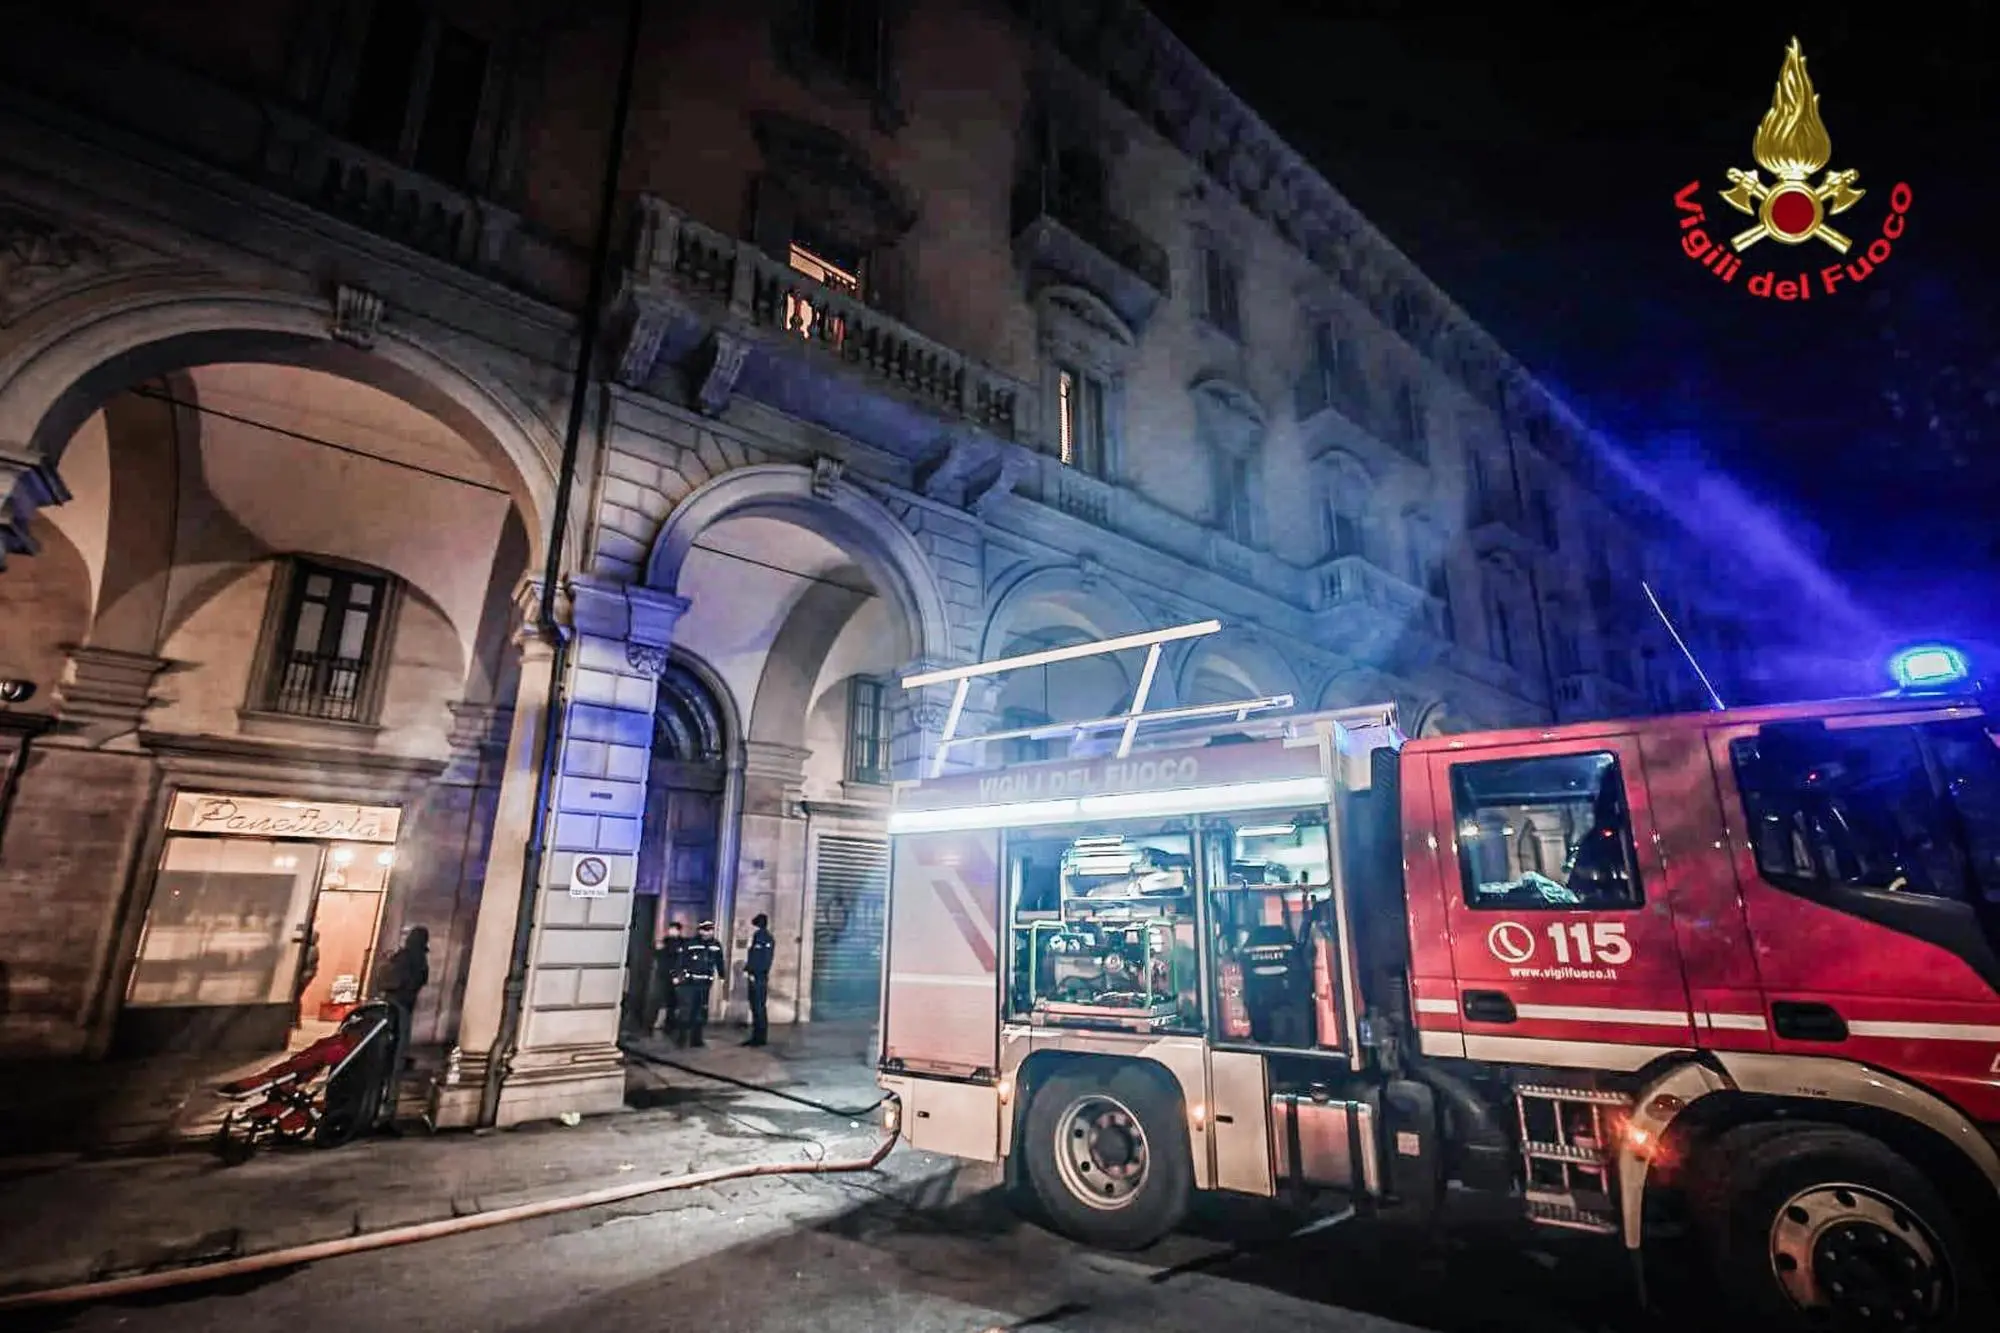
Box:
0, 1097, 901, 1312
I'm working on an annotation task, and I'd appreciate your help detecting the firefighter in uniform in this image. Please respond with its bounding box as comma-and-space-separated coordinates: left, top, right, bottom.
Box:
649, 921, 687, 1040
743, 912, 775, 1046
675, 920, 726, 1047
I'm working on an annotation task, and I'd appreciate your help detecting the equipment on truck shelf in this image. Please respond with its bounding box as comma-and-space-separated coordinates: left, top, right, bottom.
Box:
876, 623, 2000, 1330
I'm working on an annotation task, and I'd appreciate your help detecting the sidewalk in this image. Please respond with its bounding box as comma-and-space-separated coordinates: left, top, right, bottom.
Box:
0, 1021, 894, 1297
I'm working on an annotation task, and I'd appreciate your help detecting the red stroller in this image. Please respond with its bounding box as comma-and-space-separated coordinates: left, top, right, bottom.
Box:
212, 1000, 402, 1163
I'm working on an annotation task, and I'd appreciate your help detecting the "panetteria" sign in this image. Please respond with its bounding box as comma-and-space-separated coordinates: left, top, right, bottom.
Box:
167, 792, 402, 844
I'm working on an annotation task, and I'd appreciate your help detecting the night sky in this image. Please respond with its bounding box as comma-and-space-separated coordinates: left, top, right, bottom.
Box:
1149, 2, 1998, 662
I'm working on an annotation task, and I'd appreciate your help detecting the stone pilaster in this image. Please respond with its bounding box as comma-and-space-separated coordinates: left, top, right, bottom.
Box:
888, 658, 997, 780
486, 575, 688, 1128
732, 740, 811, 1024
48, 646, 169, 748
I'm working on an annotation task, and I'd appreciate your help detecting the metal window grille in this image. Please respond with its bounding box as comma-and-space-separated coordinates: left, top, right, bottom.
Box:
268, 562, 387, 722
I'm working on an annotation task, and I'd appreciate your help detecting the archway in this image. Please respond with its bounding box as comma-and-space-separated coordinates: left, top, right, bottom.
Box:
1177, 634, 1302, 708
654, 469, 947, 1028
0, 301, 550, 1062
0, 291, 555, 560
624, 650, 739, 1033
979, 563, 1174, 760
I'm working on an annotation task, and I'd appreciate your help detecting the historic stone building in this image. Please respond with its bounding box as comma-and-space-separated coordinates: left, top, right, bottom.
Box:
0, 0, 1776, 1126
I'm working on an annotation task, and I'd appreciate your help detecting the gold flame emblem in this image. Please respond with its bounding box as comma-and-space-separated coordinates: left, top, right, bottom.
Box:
1719, 38, 1865, 253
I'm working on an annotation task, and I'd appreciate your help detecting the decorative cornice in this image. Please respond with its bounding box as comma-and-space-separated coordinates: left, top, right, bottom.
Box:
1038, 2, 1663, 524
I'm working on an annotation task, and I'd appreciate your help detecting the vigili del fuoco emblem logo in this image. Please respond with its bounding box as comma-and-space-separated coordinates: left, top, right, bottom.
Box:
1673, 38, 1912, 300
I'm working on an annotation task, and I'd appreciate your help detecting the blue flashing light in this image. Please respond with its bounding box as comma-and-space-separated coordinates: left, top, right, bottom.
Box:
1889, 644, 1970, 692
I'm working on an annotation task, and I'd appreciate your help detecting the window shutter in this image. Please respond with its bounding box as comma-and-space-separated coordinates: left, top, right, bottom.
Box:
750, 175, 796, 261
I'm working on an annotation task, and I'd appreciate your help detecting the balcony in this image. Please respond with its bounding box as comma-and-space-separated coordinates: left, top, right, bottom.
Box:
632, 198, 1028, 442
1312, 556, 1446, 659
1011, 180, 1170, 331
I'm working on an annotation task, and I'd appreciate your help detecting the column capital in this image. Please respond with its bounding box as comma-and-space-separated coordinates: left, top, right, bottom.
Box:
562, 573, 691, 650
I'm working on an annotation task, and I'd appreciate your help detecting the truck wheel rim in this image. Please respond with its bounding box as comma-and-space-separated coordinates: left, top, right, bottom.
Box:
1768, 1183, 1947, 1325
1053, 1094, 1150, 1211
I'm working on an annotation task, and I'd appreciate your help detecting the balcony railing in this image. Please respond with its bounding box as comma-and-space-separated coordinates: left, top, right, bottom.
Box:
635, 198, 1025, 441
1312, 556, 1444, 658
269, 651, 369, 723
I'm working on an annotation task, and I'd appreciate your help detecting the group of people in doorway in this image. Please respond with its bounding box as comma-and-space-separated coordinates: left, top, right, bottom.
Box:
644, 915, 776, 1047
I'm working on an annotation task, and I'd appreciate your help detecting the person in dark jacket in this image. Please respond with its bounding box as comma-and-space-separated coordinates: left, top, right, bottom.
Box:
742, 913, 775, 1047
675, 920, 725, 1047
371, 925, 430, 1129
650, 921, 687, 1039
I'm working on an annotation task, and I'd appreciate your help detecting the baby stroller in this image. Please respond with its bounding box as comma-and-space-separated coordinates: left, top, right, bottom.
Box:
212, 1000, 402, 1164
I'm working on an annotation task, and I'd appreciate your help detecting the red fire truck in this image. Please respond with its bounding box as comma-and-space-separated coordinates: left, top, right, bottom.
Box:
874, 624, 1999, 1330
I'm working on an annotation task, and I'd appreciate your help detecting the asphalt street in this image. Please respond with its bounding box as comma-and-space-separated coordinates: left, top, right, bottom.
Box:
22, 1118, 1673, 1333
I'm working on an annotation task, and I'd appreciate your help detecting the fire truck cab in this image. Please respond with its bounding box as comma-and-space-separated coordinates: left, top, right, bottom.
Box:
876, 626, 2000, 1330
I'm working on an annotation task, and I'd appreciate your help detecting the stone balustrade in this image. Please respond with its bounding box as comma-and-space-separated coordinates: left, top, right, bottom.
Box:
633, 197, 1026, 442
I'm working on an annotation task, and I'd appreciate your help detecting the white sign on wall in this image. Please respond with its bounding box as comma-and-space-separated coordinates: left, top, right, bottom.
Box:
569, 855, 611, 899
167, 792, 403, 844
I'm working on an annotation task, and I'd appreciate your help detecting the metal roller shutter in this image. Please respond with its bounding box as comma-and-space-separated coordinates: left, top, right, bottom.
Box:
809, 835, 889, 1019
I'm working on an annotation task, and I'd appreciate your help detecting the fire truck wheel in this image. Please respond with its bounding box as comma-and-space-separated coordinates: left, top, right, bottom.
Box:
1714, 1125, 1993, 1331
1022, 1064, 1192, 1251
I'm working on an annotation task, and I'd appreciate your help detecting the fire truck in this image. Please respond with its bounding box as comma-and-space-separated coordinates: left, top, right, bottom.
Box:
874, 623, 1999, 1330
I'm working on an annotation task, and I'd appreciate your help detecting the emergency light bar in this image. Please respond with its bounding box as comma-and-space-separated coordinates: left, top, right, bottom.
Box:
901, 619, 1297, 777
885, 775, 1333, 836
1890, 644, 1970, 691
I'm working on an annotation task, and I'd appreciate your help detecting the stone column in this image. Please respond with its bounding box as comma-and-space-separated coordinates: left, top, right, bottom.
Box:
488, 577, 687, 1127
391, 700, 511, 1048
731, 740, 810, 1024
431, 610, 560, 1126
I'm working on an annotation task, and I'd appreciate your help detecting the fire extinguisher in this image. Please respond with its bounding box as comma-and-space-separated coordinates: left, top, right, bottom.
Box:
1219, 955, 1252, 1040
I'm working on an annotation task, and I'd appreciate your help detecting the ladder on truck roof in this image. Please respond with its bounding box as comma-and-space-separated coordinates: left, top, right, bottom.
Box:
899, 619, 1296, 779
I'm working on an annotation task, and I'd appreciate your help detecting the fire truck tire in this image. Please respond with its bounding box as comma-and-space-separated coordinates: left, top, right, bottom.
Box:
1709, 1124, 1994, 1331
1022, 1064, 1192, 1251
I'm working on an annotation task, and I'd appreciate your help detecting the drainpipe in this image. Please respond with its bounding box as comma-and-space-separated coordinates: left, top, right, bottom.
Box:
1498, 389, 1563, 725
0, 713, 55, 854
479, 0, 647, 1129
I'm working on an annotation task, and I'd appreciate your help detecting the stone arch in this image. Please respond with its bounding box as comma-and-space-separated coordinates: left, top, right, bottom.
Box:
645, 464, 952, 669
1412, 699, 1453, 737
658, 645, 742, 764
746, 570, 880, 747
0, 287, 557, 561
1176, 634, 1302, 707
1318, 665, 1399, 711
980, 564, 1152, 660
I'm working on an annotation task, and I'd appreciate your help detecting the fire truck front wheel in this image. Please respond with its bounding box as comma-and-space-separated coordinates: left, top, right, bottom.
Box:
1022, 1064, 1192, 1251
1709, 1124, 1993, 1331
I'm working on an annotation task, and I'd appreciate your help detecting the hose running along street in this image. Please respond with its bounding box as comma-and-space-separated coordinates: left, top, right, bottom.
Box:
619, 1043, 892, 1118
0, 1106, 900, 1312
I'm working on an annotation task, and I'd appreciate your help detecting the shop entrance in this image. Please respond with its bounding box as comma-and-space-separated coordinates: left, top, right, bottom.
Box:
114, 792, 403, 1057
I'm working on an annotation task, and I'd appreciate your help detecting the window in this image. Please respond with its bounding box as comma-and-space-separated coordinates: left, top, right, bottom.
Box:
845, 678, 891, 784
1452, 751, 1645, 910
1217, 453, 1255, 544
1200, 246, 1241, 338
1730, 723, 1996, 903
1394, 383, 1427, 461
1489, 597, 1515, 667
1003, 822, 1202, 1033
1429, 563, 1456, 641
1551, 624, 1581, 676
267, 561, 392, 723
343, 3, 491, 187
1056, 365, 1107, 476
809, 0, 886, 90
1327, 504, 1366, 560
785, 239, 861, 345
1205, 811, 1339, 1049
1532, 488, 1559, 547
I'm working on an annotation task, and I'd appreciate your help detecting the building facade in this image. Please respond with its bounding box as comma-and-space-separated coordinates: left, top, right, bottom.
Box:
0, 0, 1785, 1125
